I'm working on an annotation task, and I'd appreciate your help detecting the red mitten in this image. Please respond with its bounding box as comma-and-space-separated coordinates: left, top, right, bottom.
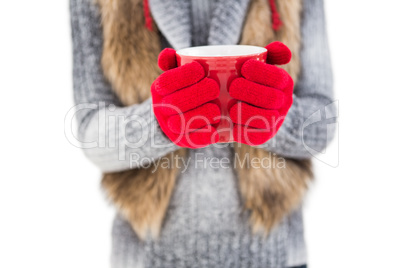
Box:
151, 48, 221, 148
228, 41, 294, 146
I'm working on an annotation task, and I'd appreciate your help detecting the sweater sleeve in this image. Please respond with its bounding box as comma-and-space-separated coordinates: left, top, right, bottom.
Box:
70, 0, 179, 173
260, 0, 337, 159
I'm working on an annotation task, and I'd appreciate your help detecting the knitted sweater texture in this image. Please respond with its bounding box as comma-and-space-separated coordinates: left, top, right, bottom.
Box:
70, 0, 334, 267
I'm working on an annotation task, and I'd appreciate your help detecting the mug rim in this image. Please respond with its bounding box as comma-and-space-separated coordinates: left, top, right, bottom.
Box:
176, 45, 267, 58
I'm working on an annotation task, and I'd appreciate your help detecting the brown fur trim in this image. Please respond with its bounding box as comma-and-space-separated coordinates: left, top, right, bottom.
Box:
240, 0, 276, 47
234, 144, 312, 235
240, 0, 302, 81
275, 0, 303, 81
102, 150, 186, 240
97, 0, 186, 240
97, 0, 161, 104
237, 0, 312, 235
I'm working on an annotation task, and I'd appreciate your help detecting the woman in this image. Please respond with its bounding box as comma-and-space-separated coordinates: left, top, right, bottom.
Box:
70, 0, 335, 267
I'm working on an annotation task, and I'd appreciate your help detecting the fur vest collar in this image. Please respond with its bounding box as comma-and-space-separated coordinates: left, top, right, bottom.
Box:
97, 0, 312, 240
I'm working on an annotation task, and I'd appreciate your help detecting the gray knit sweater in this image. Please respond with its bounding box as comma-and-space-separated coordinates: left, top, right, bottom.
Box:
70, 0, 334, 267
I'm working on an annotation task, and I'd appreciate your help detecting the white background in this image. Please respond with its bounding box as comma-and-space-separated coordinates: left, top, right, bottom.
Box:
1, 0, 401, 267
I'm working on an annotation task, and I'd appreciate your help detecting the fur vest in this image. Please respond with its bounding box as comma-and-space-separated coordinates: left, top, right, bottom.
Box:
96, 0, 312, 240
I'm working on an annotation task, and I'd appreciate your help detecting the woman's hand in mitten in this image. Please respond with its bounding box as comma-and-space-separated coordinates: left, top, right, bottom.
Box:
151, 48, 221, 148
228, 41, 294, 146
